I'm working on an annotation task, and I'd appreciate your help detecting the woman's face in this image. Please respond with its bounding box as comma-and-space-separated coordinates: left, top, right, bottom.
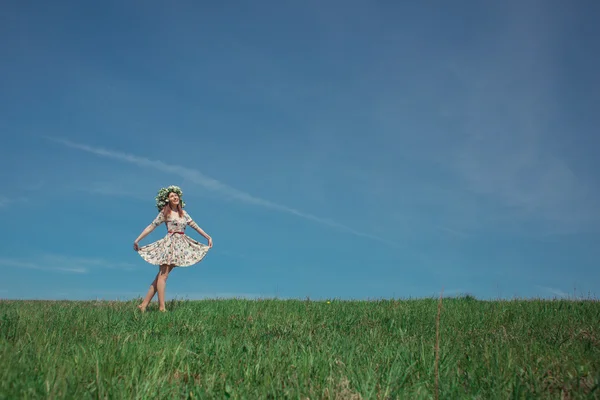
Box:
168, 192, 180, 206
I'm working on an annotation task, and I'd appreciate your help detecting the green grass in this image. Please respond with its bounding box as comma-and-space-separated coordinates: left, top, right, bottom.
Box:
1, 297, 599, 399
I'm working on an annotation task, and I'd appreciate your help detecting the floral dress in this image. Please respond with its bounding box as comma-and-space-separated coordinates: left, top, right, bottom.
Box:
137, 210, 210, 267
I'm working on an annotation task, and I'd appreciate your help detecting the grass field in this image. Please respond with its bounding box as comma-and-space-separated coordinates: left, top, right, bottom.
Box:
1, 296, 598, 399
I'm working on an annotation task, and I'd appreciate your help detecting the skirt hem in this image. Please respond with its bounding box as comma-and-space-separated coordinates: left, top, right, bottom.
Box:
136, 233, 210, 267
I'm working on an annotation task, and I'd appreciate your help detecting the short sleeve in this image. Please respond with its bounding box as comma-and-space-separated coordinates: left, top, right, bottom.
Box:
184, 211, 199, 229
151, 212, 165, 227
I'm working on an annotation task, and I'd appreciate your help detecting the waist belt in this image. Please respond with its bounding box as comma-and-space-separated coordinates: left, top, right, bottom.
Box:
168, 231, 184, 235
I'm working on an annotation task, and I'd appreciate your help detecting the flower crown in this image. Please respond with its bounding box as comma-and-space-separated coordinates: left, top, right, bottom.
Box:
155, 185, 186, 211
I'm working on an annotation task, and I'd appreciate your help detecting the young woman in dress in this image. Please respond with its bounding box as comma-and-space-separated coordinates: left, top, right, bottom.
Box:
133, 186, 213, 312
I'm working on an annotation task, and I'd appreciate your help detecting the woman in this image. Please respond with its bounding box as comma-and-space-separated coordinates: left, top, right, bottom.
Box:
133, 185, 213, 312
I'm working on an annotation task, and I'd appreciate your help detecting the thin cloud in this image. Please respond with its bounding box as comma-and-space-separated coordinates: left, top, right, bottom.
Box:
435, 225, 470, 238
48, 137, 395, 246
0, 258, 87, 274
537, 286, 569, 298
76, 182, 149, 202
434, 3, 600, 235
0, 254, 138, 274
39, 254, 138, 271
168, 292, 282, 300
0, 195, 29, 208
60, 290, 280, 300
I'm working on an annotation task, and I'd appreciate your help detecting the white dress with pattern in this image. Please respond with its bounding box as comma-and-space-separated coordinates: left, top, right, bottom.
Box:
137, 210, 210, 267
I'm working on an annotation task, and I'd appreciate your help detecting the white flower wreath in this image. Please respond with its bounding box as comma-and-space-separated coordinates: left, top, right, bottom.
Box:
155, 185, 186, 211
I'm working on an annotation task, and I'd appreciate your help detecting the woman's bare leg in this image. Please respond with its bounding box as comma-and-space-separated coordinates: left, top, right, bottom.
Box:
137, 272, 160, 312
157, 264, 174, 311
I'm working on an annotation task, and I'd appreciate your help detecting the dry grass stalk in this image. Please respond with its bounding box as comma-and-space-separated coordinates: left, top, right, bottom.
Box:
435, 288, 444, 400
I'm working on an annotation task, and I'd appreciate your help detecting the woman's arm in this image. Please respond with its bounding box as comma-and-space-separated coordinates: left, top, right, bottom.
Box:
185, 212, 213, 248
189, 221, 212, 248
193, 225, 212, 247
133, 224, 156, 251
134, 212, 165, 250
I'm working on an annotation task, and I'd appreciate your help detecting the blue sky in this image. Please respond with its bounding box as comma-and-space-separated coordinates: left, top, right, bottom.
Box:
1, 0, 599, 301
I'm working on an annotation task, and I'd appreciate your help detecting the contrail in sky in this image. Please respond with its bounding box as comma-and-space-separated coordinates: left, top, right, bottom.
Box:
49, 137, 394, 246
